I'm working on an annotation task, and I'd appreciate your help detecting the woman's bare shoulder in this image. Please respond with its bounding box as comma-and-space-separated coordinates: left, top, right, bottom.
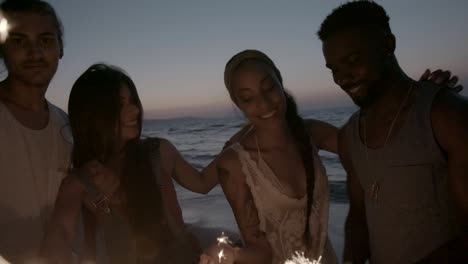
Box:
152, 137, 175, 156
217, 143, 241, 167
216, 145, 251, 190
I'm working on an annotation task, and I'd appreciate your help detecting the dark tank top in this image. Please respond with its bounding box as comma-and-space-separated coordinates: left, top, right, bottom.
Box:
343, 82, 462, 263
78, 138, 197, 263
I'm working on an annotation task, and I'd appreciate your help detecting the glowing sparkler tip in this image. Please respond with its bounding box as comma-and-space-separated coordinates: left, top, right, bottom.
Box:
215, 232, 232, 263
284, 251, 322, 264
0, 17, 9, 43
218, 249, 225, 263
217, 232, 231, 245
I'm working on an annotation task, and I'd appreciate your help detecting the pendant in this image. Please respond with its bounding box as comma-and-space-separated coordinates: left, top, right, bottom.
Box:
370, 181, 380, 201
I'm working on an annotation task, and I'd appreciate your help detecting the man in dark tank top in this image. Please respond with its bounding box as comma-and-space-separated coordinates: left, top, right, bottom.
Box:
318, 1, 468, 263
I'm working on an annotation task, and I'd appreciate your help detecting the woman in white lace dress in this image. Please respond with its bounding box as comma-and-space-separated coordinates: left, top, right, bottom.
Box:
200, 50, 338, 264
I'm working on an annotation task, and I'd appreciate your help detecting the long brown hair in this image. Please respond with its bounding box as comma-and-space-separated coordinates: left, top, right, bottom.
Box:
68, 64, 173, 256
224, 50, 316, 245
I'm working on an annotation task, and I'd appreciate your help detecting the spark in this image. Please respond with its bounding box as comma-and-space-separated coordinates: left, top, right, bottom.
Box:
0, 17, 8, 43
216, 232, 231, 263
217, 232, 232, 245
218, 248, 225, 263
284, 251, 322, 264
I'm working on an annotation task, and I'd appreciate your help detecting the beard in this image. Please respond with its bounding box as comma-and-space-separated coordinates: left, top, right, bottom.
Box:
352, 62, 390, 108
351, 84, 383, 108
4, 56, 59, 88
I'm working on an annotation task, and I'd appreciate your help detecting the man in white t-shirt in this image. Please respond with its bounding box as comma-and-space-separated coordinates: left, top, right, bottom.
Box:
0, 1, 73, 262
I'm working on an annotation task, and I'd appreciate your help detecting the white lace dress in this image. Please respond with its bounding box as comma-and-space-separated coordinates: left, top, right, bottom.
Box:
231, 143, 337, 264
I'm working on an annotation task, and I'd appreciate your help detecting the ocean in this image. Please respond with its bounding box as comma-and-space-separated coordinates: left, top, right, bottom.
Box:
142, 106, 356, 260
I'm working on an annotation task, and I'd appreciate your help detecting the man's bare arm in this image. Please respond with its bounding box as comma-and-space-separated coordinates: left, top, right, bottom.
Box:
432, 90, 468, 222
305, 119, 339, 153
417, 90, 468, 262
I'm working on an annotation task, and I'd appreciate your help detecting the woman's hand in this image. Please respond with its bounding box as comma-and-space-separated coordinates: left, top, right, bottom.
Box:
419, 69, 463, 92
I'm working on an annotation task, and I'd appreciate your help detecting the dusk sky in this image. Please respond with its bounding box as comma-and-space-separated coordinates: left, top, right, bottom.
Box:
23, 1, 468, 118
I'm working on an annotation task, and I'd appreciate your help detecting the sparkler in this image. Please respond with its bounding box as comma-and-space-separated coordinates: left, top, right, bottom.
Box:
0, 16, 9, 43
218, 248, 225, 263
217, 232, 232, 245
284, 251, 322, 264
216, 232, 232, 263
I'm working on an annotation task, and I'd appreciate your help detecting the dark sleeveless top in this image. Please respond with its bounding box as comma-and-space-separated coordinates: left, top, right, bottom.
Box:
343, 82, 463, 263
78, 138, 197, 263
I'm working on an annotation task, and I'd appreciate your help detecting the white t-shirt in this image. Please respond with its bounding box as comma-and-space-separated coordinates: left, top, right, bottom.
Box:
0, 100, 72, 263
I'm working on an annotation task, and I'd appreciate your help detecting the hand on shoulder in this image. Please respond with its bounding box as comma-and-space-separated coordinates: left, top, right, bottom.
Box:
419, 69, 463, 93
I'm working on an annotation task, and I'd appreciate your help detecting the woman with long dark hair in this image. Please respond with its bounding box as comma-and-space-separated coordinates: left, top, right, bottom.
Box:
199, 50, 338, 264
40, 64, 215, 263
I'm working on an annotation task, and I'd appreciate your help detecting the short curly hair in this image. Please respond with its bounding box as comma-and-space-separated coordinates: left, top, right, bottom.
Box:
317, 0, 391, 41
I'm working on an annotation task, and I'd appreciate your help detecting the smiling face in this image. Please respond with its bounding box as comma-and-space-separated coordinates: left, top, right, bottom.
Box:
1, 11, 62, 87
323, 28, 388, 107
230, 60, 287, 128
119, 83, 141, 144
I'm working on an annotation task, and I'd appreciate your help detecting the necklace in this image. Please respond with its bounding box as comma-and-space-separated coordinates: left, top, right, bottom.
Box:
363, 82, 415, 201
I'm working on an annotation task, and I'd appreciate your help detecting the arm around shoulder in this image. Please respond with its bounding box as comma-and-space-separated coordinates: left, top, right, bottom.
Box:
158, 137, 217, 194
305, 119, 338, 153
